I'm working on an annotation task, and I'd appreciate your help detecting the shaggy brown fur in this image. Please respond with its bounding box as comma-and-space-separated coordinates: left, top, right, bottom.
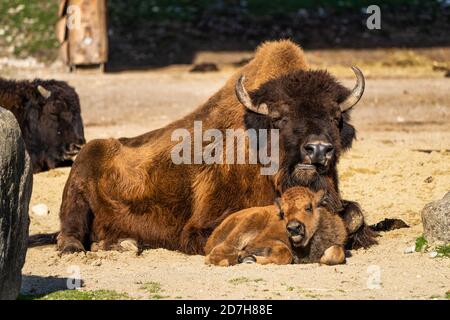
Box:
0, 78, 85, 172
35, 39, 375, 255
205, 187, 347, 266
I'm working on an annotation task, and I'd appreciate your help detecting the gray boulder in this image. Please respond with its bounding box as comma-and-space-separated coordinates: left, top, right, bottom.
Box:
421, 192, 450, 243
0, 107, 32, 300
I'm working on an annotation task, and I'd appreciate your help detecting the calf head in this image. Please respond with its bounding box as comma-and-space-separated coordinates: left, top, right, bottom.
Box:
275, 186, 326, 247
237, 67, 364, 191
25, 80, 85, 172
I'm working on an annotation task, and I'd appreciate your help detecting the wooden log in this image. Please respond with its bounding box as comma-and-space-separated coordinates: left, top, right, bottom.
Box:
59, 40, 69, 64
58, 0, 68, 17
55, 16, 67, 44
67, 0, 108, 66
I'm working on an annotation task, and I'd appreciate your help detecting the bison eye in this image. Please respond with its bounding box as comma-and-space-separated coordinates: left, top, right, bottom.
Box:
305, 203, 312, 213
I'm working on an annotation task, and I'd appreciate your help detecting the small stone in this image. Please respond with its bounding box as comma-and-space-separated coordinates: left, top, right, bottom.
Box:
31, 203, 49, 216
91, 259, 102, 266
428, 251, 438, 258
424, 176, 433, 183
403, 246, 415, 254
120, 239, 139, 252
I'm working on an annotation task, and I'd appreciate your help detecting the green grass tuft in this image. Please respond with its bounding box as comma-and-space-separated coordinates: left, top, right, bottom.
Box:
18, 289, 130, 300
436, 244, 450, 258
415, 235, 428, 252
140, 281, 169, 299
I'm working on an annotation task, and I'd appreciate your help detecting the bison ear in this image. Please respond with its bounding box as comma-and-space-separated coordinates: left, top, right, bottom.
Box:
316, 190, 327, 208
37, 85, 51, 99
274, 198, 284, 219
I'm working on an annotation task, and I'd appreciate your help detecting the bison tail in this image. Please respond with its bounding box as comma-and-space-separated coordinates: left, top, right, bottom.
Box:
370, 218, 409, 232
28, 232, 59, 248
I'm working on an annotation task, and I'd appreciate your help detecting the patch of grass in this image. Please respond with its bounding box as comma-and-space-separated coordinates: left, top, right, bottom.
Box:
140, 281, 169, 299
141, 281, 161, 293
228, 277, 266, 285
286, 286, 295, 292
228, 277, 251, 285
436, 244, 450, 258
446, 291, 450, 299
415, 235, 428, 252
0, 0, 59, 60
19, 289, 130, 300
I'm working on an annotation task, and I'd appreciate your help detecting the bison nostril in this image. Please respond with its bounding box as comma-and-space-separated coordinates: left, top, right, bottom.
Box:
287, 221, 304, 235
304, 144, 315, 155
324, 144, 334, 155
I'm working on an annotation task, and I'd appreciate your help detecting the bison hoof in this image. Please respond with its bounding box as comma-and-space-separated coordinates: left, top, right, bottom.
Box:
240, 255, 257, 264
59, 243, 85, 255
57, 235, 85, 255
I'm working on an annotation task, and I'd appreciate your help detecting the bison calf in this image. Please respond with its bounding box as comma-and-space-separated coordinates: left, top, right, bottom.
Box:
205, 187, 347, 266
0, 77, 85, 172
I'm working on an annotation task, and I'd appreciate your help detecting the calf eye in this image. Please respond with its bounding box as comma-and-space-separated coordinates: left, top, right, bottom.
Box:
305, 203, 312, 213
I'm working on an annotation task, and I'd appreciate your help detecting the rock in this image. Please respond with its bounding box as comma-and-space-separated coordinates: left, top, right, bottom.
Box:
189, 63, 219, 73
403, 246, 415, 254
428, 251, 438, 258
90, 259, 102, 266
120, 239, 139, 252
31, 203, 49, 216
0, 108, 32, 300
424, 176, 433, 183
421, 192, 450, 243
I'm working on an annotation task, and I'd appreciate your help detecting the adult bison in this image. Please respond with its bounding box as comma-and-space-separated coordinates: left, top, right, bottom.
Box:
54, 40, 376, 254
0, 78, 85, 173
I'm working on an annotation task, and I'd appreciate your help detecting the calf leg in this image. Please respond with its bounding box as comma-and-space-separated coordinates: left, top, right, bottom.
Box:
242, 241, 293, 265
319, 245, 346, 265
205, 243, 239, 266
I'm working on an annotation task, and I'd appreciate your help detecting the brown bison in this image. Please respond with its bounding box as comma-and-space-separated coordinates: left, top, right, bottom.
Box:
205, 186, 347, 266
49, 39, 376, 255
0, 78, 85, 173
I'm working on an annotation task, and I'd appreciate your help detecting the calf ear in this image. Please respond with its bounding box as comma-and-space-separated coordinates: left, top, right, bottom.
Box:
316, 190, 328, 208
274, 198, 284, 219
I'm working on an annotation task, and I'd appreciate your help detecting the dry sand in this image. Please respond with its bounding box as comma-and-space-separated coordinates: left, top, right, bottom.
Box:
12, 63, 450, 300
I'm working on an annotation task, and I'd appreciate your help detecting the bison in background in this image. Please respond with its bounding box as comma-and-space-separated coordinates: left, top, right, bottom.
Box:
0, 78, 85, 173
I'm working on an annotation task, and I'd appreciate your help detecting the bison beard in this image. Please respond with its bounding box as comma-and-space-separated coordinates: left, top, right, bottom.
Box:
32, 40, 377, 255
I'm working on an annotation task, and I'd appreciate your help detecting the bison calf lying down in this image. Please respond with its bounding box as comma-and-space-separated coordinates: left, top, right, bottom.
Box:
0, 78, 85, 172
205, 187, 347, 266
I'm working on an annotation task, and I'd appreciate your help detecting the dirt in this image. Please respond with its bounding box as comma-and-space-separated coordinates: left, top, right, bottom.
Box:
7, 52, 450, 300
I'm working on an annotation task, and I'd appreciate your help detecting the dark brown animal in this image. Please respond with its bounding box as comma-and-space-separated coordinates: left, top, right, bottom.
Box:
44, 40, 375, 255
0, 78, 85, 172
205, 187, 347, 266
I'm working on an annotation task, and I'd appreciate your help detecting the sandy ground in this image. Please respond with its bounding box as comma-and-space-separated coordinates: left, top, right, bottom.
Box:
10, 60, 450, 299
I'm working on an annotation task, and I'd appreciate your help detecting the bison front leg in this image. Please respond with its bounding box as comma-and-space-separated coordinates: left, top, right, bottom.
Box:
57, 172, 92, 254
181, 184, 233, 254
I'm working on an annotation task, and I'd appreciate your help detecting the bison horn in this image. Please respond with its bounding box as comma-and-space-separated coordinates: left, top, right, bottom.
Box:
37, 85, 51, 99
339, 66, 365, 112
235, 75, 269, 115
